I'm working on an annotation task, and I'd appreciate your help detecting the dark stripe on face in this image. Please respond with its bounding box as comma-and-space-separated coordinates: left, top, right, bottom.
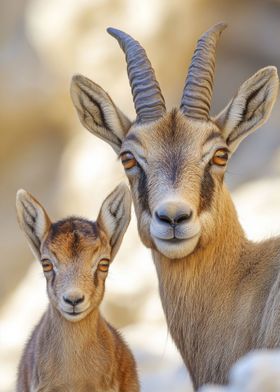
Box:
164, 153, 185, 186
138, 166, 150, 213
199, 164, 215, 211
93, 270, 99, 288
161, 109, 184, 185
71, 230, 80, 256
50, 269, 56, 287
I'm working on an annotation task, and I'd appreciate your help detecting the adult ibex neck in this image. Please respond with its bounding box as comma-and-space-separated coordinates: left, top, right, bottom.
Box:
152, 186, 247, 387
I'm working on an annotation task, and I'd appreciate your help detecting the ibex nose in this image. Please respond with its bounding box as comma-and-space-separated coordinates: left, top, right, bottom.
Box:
63, 293, 85, 306
155, 201, 193, 226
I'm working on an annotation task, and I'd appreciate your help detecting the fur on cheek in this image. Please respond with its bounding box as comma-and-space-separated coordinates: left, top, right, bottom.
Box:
198, 209, 216, 248
137, 208, 154, 249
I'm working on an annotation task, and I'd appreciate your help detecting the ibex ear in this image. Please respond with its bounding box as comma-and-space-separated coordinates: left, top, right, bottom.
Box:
16, 190, 51, 260
97, 183, 131, 260
71, 74, 132, 154
214, 67, 279, 152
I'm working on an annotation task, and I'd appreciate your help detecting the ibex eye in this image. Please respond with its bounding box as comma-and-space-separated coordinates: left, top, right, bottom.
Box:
212, 149, 229, 166
41, 259, 53, 272
98, 259, 110, 272
120, 152, 137, 170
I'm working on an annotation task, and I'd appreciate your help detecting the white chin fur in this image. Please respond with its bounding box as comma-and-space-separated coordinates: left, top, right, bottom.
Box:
153, 234, 200, 259
62, 313, 86, 322
60, 306, 92, 322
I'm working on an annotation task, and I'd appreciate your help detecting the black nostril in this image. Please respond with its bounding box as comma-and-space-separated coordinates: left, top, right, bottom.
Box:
155, 211, 173, 225
174, 211, 193, 224
74, 296, 85, 305
63, 295, 85, 306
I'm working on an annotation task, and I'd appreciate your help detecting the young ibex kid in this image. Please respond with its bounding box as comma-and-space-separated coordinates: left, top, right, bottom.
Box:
16, 184, 139, 392
71, 23, 280, 389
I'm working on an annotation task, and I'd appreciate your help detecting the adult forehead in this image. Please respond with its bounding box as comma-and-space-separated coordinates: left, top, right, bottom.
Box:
124, 110, 221, 153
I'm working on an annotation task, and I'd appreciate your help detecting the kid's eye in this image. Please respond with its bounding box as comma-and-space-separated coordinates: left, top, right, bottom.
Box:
41, 259, 53, 272
120, 152, 137, 170
98, 259, 110, 272
212, 148, 229, 166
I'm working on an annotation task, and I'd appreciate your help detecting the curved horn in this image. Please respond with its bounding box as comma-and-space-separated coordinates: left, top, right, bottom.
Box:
107, 27, 166, 124
180, 22, 227, 120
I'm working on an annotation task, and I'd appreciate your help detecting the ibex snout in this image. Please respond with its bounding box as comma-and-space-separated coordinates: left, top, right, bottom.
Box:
63, 291, 85, 306
150, 199, 201, 259
61, 289, 88, 320
155, 201, 193, 229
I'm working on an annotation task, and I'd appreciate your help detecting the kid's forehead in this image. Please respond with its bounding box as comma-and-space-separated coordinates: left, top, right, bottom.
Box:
42, 218, 104, 261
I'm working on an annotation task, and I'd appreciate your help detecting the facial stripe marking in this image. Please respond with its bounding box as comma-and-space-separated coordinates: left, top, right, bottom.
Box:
137, 166, 150, 214
163, 152, 185, 186
199, 164, 215, 211
93, 270, 99, 287
50, 269, 56, 287
71, 230, 80, 257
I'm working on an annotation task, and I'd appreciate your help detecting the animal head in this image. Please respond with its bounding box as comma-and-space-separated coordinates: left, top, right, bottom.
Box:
71, 23, 279, 260
16, 184, 131, 322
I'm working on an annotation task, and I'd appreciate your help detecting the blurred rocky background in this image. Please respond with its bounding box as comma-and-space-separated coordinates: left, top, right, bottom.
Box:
2, 0, 280, 390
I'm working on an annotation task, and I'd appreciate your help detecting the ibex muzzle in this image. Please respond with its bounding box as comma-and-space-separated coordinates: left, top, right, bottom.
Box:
150, 196, 200, 257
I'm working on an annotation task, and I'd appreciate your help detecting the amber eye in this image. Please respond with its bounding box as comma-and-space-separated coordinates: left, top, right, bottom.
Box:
98, 259, 110, 272
120, 152, 137, 170
41, 259, 53, 272
212, 149, 229, 166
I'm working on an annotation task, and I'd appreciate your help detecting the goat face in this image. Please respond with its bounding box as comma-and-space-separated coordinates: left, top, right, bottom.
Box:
120, 111, 229, 258
40, 218, 111, 321
71, 24, 278, 259
16, 184, 131, 320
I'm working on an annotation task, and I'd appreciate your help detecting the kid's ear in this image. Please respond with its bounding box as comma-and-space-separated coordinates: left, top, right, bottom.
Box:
71, 74, 132, 154
16, 190, 51, 260
97, 183, 131, 260
214, 66, 279, 152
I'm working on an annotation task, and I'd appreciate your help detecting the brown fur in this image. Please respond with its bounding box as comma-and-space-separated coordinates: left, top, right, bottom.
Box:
16, 186, 139, 392
17, 307, 139, 391
121, 112, 280, 388
154, 187, 280, 388
70, 44, 279, 388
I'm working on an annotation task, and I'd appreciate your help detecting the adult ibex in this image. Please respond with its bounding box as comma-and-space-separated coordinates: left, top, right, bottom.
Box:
16, 185, 139, 392
71, 23, 280, 389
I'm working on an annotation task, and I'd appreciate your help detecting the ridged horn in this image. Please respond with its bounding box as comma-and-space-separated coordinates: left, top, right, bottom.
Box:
180, 22, 227, 120
107, 27, 166, 124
